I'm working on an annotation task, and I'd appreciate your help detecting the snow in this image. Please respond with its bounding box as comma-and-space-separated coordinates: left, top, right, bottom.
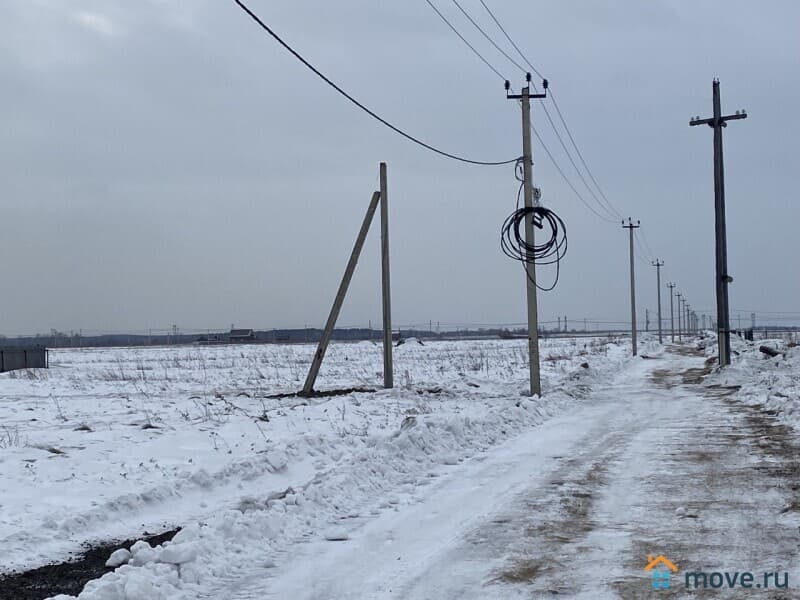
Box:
705, 336, 800, 429
4, 334, 798, 598
104, 549, 130, 569
0, 336, 632, 597
323, 527, 349, 542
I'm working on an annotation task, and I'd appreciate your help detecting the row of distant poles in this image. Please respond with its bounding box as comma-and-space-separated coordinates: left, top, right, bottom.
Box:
516, 77, 746, 396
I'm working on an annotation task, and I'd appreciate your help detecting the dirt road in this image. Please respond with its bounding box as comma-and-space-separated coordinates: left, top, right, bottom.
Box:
216, 347, 799, 599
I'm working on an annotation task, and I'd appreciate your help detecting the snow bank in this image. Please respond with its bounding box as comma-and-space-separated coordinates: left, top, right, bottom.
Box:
706, 340, 800, 430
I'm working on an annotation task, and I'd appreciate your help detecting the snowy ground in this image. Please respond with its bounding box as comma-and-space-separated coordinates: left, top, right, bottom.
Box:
706, 335, 800, 430
0, 337, 628, 594
2, 336, 797, 599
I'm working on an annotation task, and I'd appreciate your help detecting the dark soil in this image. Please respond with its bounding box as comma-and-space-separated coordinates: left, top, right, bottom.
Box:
0, 528, 179, 600
269, 386, 376, 400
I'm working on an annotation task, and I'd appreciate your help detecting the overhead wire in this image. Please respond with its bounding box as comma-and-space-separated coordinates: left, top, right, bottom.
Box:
422, 0, 618, 226
477, 0, 545, 80
425, 0, 600, 291
458, 1, 670, 296
449, 0, 528, 74
424, 0, 507, 81
476, 0, 625, 221
548, 91, 622, 219
531, 127, 617, 224
538, 100, 620, 222
230, 0, 518, 166
636, 228, 656, 259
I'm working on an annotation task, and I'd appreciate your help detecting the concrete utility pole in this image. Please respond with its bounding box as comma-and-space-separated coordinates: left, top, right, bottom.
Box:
667, 283, 676, 342
676, 293, 683, 342
622, 218, 640, 356
380, 163, 393, 388
686, 304, 691, 336
645, 309, 650, 333
652, 260, 664, 343
690, 79, 747, 366
507, 74, 547, 396
682, 301, 687, 336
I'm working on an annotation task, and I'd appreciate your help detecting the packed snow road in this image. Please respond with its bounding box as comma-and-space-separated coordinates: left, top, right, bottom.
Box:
217, 347, 798, 599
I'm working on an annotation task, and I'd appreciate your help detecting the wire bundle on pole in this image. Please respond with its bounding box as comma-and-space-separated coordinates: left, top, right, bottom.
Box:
501, 200, 567, 291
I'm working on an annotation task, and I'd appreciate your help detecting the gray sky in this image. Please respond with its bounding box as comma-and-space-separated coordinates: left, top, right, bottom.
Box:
1, 0, 798, 335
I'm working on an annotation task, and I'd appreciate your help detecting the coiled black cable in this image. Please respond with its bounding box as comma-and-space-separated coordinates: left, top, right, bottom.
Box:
501, 184, 567, 291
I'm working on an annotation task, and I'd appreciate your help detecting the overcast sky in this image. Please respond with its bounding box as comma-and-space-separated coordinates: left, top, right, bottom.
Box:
1, 0, 798, 335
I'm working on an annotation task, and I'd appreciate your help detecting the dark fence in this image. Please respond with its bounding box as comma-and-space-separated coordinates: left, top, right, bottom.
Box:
0, 347, 48, 373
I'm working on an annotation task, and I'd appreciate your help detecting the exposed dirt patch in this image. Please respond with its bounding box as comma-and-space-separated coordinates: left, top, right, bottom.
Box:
0, 528, 179, 600
681, 366, 713, 384
670, 344, 705, 357
492, 441, 619, 589
272, 386, 376, 399
493, 557, 548, 584
651, 368, 677, 387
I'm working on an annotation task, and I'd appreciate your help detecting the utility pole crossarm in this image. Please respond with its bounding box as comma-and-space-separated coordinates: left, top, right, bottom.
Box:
690, 112, 747, 127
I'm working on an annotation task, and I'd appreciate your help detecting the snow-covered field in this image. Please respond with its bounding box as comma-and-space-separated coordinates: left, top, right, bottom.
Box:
0, 336, 632, 598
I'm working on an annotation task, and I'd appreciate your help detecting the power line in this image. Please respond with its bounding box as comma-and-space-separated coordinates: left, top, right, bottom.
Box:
634, 230, 654, 263
531, 127, 617, 224
636, 228, 656, 258
450, 0, 528, 74
478, 0, 545, 80
231, 0, 517, 166
426, 0, 612, 222
633, 233, 653, 268
428, 0, 612, 221
478, 0, 625, 220
548, 91, 622, 219
538, 99, 620, 221
427, 0, 623, 224
424, 0, 507, 81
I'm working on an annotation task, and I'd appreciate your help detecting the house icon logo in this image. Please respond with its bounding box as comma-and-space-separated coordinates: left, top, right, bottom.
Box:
644, 554, 679, 590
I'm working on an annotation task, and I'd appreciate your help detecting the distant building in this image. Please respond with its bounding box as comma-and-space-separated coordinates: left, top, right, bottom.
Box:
196, 334, 224, 345
0, 346, 48, 372
229, 328, 256, 343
